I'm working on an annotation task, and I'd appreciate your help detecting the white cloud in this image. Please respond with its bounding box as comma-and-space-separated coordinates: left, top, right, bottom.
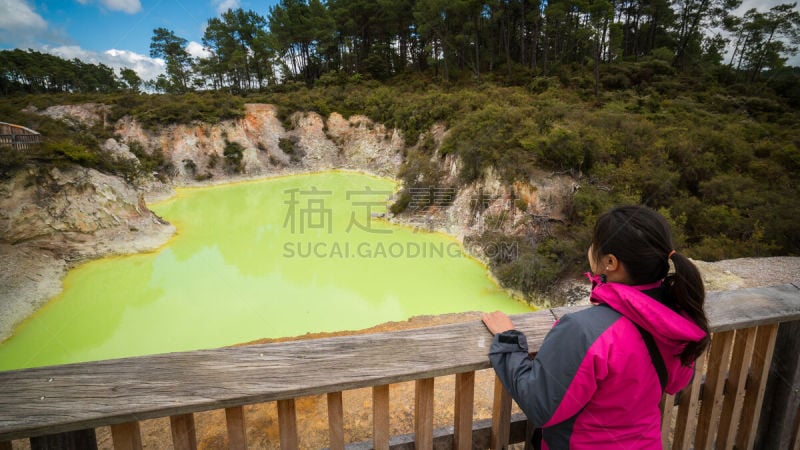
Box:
78, 0, 142, 14
0, 0, 47, 44
186, 41, 212, 59
44, 45, 165, 81
213, 0, 240, 15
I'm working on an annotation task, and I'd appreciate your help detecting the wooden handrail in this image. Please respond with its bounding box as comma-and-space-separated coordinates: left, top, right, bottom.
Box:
0, 122, 40, 136
0, 282, 798, 447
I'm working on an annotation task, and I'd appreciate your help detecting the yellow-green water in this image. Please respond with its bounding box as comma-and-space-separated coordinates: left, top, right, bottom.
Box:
0, 171, 532, 371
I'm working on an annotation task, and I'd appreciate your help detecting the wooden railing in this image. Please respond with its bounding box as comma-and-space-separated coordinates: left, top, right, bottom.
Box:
0, 122, 42, 151
0, 282, 798, 449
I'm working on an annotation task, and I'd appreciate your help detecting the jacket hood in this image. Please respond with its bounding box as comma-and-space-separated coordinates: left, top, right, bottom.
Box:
585, 272, 707, 350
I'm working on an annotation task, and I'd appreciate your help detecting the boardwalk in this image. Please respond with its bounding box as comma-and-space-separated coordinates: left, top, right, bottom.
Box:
0, 122, 42, 151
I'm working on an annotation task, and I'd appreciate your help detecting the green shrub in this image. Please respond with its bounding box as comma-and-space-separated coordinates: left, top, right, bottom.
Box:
223, 141, 244, 173
389, 191, 411, 214
0, 147, 27, 179
44, 140, 98, 166
526, 128, 590, 172
278, 137, 305, 163
207, 152, 219, 169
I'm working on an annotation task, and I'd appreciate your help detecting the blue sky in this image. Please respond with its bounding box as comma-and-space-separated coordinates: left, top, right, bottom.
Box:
0, 0, 279, 80
0, 0, 797, 82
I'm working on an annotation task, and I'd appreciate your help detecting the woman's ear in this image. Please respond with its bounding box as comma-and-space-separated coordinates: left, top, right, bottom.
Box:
603, 254, 631, 283
604, 254, 620, 272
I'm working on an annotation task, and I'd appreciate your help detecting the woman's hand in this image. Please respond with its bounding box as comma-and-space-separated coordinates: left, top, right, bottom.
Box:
481, 311, 515, 335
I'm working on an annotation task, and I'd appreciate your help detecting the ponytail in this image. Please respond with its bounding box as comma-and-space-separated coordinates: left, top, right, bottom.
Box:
665, 252, 710, 366
592, 206, 710, 367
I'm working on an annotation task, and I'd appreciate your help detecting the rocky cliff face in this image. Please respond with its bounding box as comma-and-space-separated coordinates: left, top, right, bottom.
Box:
0, 166, 173, 256
109, 104, 404, 183
0, 166, 174, 341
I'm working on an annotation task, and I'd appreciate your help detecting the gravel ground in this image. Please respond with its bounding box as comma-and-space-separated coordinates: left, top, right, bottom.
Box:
694, 256, 800, 291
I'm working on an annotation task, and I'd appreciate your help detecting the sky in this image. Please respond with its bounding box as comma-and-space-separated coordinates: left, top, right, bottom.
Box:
0, 0, 797, 83
0, 0, 279, 81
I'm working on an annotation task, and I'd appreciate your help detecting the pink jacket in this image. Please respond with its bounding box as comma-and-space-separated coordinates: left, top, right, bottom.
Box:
489, 274, 706, 449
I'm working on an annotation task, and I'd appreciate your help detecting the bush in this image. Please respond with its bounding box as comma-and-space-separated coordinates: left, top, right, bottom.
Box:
0, 147, 25, 179
223, 141, 244, 173
43, 140, 98, 166
278, 137, 305, 163
525, 128, 593, 173
112, 92, 245, 129
389, 191, 411, 214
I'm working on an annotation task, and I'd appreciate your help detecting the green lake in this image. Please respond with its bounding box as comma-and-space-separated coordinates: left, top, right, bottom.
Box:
0, 171, 532, 371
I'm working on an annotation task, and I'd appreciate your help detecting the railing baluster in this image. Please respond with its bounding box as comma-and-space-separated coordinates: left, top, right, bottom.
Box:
169, 414, 197, 450
718, 326, 757, 450
327, 392, 345, 450
660, 392, 675, 448
277, 399, 299, 450
757, 320, 800, 449
373, 385, 390, 450
672, 348, 707, 450
695, 330, 735, 449
225, 406, 247, 450
30, 429, 97, 450
110, 421, 143, 450
454, 371, 475, 450
491, 374, 512, 450
792, 406, 800, 450
0, 441, 11, 450
524, 420, 536, 450
415, 378, 434, 450
736, 323, 779, 450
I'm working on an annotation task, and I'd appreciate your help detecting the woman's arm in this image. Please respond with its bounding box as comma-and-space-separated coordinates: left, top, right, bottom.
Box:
485, 311, 606, 427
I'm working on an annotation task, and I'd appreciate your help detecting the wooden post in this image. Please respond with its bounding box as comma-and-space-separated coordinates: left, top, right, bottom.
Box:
736, 323, 779, 450
454, 372, 475, 450
30, 429, 97, 450
695, 330, 734, 449
110, 421, 143, 450
524, 420, 536, 450
0, 442, 10, 450
373, 385, 390, 450
169, 414, 197, 450
718, 326, 757, 450
415, 378, 434, 450
660, 393, 675, 448
491, 375, 512, 450
327, 392, 345, 450
277, 399, 299, 450
672, 349, 707, 450
755, 320, 800, 450
225, 406, 247, 450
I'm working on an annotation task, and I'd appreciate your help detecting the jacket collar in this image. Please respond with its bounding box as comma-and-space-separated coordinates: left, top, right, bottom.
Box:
584, 272, 706, 345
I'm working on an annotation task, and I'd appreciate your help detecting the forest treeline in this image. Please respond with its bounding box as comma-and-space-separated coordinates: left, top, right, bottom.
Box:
2, 0, 800, 96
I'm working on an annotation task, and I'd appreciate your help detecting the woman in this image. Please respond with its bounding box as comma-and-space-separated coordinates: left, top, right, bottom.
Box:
483, 205, 709, 449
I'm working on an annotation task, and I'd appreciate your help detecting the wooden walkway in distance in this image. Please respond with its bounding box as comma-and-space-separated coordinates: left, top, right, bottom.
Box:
0, 122, 42, 150
0, 282, 798, 449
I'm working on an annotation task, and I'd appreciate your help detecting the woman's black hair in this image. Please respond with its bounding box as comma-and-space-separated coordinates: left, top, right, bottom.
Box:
591, 205, 709, 366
